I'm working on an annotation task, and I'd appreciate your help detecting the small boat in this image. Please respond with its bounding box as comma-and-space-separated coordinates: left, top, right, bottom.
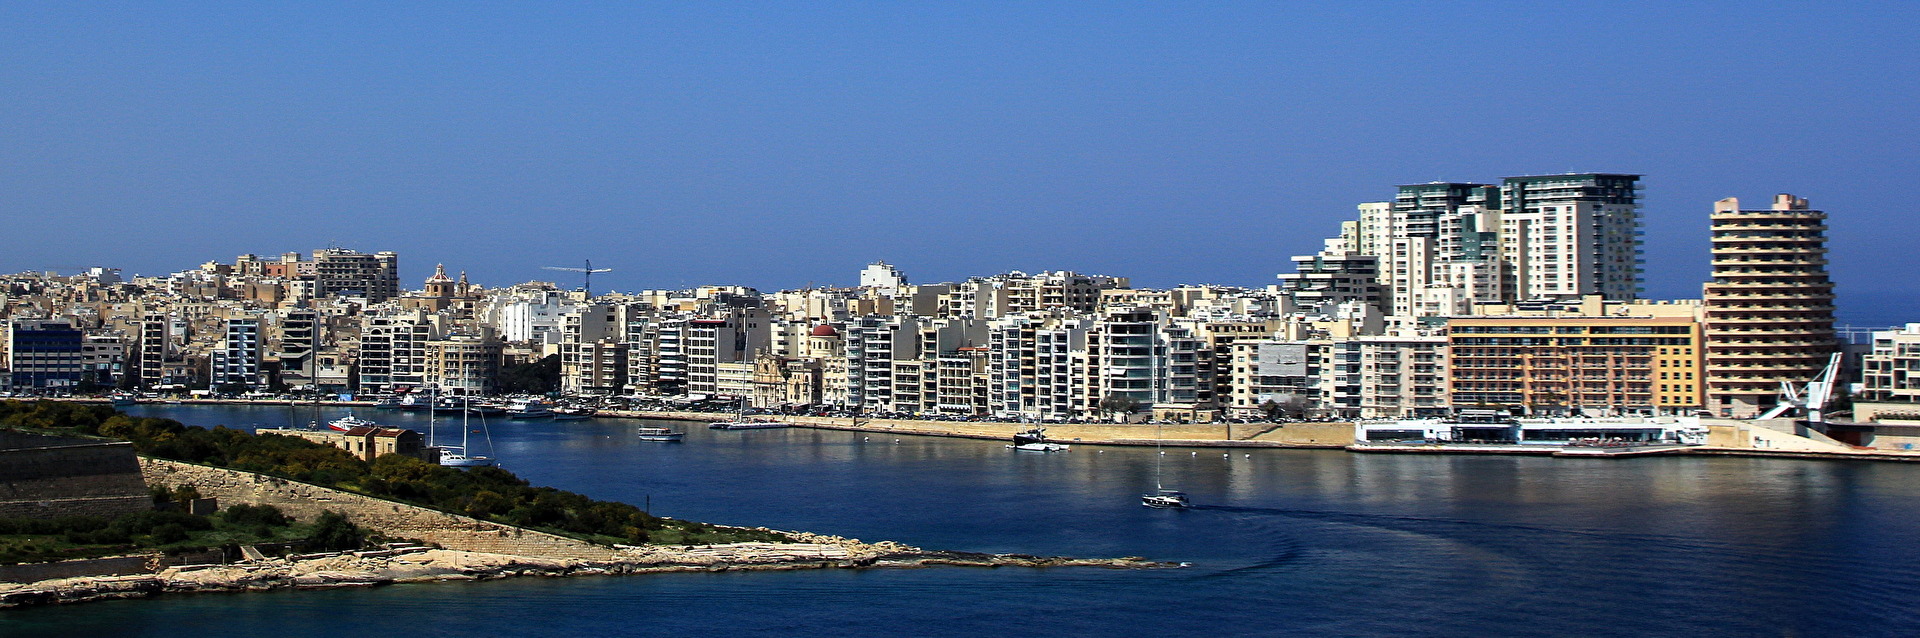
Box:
505, 398, 555, 419
372, 397, 405, 410
467, 402, 507, 417
635, 426, 684, 442
1141, 424, 1188, 508
709, 420, 791, 430
1008, 427, 1068, 452
109, 392, 139, 406
328, 414, 379, 432
397, 394, 433, 411
552, 406, 597, 420
439, 397, 496, 468
708, 396, 790, 429
1141, 488, 1191, 509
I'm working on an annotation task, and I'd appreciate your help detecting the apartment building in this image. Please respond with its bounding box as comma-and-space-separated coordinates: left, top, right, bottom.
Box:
312, 248, 399, 303
6, 319, 85, 391
560, 339, 628, 396
1701, 194, 1837, 418
210, 317, 262, 389
1447, 316, 1702, 415
1859, 324, 1920, 404
1288, 173, 1642, 317
358, 309, 436, 394
425, 332, 503, 396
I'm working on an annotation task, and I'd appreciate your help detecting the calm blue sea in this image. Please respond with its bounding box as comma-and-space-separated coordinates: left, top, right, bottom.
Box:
6, 405, 1920, 637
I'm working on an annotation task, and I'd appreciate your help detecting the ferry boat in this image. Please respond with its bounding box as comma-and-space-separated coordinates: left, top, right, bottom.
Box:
327, 414, 380, 432
635, 427, 685, 442
1008, 427, 1069, 452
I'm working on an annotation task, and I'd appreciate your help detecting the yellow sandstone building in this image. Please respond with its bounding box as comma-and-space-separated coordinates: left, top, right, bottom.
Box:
1448, 302, 1705, 414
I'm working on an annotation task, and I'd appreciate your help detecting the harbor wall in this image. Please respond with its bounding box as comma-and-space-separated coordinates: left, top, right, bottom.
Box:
627, 411, 1356, 448
0, 433, 152, 520
138, 459, 625, 561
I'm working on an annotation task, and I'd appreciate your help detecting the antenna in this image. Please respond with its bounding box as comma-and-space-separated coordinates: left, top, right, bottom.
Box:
543, 260, 613, 298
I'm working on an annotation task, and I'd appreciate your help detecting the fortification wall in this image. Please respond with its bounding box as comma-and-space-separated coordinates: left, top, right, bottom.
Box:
0, 435, 152, 520
138, 459, 624, 561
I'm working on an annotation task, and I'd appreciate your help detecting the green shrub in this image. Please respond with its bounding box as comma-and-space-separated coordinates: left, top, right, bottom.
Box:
308, 512, 363, 551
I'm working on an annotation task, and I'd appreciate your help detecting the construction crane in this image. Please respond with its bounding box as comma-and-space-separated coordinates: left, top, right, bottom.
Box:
543, 260, 612, 298
1757, 352, 1845, 424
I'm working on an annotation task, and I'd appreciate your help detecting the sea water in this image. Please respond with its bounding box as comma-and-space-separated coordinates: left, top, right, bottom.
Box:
4, 404, 1919, 637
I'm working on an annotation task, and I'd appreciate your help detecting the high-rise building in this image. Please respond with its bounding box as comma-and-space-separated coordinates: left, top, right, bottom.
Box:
1701, 194, 1837, 418
1288, 173, 1642, 318
1498, 174, 1643, 301
210, 317, 262, 389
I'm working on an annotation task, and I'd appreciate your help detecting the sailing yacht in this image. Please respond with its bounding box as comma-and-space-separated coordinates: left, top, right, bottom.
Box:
440, 396, 497, 468
1141, 424, 1190, 508
708, 396, 790, 429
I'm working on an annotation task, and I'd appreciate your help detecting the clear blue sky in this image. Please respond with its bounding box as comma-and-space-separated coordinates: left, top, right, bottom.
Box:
2, 3, 1915, 314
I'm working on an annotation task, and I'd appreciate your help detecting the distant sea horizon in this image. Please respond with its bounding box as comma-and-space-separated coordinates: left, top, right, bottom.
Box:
1836, 289, 1919, 330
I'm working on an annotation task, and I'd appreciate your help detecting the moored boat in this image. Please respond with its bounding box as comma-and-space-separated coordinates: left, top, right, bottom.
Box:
552, 406, 597, 420
1008, 427, 1068, 452
506, 398, 555, 419
709, 420, 791, 430
635, 426, 684, 441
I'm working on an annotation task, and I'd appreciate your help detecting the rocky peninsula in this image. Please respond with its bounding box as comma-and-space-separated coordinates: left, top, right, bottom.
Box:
0, 531, 1173, 610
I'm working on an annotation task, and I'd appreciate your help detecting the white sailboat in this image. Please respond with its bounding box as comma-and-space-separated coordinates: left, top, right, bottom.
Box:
440, 396, 497, 468
1141, 423, 1189, 508
709, 396, 790, 429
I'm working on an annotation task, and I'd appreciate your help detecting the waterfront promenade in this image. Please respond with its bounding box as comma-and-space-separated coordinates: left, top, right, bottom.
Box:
49, 397, 1920, 462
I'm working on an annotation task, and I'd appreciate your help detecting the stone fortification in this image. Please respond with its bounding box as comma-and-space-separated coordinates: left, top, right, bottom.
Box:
0, 432, 151, 519
138, 458, 625, 561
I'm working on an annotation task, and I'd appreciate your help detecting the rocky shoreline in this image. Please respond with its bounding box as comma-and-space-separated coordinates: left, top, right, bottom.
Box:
0, 531, 1176, 610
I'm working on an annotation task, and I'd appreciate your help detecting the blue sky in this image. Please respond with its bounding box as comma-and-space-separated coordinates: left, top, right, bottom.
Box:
2, 3, 1915, 315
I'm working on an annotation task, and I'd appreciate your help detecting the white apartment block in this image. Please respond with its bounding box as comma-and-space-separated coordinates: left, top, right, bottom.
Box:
211, 317, 262, 389
1861, 324, 1920, 404
358, 309, 437, 394
1287, 174, 1642, 319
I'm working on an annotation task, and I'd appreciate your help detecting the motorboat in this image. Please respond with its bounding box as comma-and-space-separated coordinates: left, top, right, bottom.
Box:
506, 398, 555, 419
635, 426, 684, 442
1008, 427, 1069, 452
108, 392, 139, 406
552, 406, 597, 420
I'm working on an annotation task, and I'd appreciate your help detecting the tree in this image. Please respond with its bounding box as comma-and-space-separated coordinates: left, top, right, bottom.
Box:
1260, 395, 1310, 421
498, 355, 562, 394
1098, 394, 1140, 415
